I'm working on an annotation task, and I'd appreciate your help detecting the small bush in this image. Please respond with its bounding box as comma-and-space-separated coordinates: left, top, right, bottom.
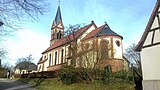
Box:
59, 66, 77, 84
0, 69, 7, 78
14, 74, 22, 78
59, 66, 104, 84
113, 70, 133, 81
101, 65, 112, 84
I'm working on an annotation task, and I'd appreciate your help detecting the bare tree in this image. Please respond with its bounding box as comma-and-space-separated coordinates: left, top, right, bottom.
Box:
65, 24, 85, 67
124, 43, 141, 70
16, 54, 34, 64
15, 54, 35, 73
0, 48, 7, 59
0, 0, 47, 64
0, 0, 46, 26
0, 0, 47, 38
78, 38, 113, 69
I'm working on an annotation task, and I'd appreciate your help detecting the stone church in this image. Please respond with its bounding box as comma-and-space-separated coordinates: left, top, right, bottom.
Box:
37, 5, 126, 72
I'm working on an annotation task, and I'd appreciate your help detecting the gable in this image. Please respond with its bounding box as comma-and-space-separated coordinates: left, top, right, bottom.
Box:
135, 0, 160, 51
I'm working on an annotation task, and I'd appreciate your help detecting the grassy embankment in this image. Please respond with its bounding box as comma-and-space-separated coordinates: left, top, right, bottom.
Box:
16, 78, 135, 90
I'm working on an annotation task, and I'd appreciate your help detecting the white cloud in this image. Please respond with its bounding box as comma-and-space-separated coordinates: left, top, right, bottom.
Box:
4, 29, 50, 65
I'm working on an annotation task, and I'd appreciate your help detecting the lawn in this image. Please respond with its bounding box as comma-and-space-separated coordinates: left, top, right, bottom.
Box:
17, 78, 135, 90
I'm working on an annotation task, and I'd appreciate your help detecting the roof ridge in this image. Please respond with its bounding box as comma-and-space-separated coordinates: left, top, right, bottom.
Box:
82, 24, 106, 40
135, 0, 160, 51
42, 22, 95, 54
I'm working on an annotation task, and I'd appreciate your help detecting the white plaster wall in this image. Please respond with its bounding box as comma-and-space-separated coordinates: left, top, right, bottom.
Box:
58, 47, 65, 64
37, 64, 41, 72
52, 50, 59, 65
154, 30, 160, 43
15, 69, 20, 74
21, 70, 27, 74
48, 52, 52, 66
151, 17, 159, 30
141, 45, 160, 80
143, 32, 153, 46
43, 60, 48, 71
52, 50, 55, 65
113, 38, 123, 59
43, 53, 49, 71
78, 25, 96, 43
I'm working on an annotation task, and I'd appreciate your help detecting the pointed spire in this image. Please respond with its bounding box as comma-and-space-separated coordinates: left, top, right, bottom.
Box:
54, 6, 62, 25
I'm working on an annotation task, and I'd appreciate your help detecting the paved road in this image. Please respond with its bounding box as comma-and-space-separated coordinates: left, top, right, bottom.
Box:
0, 78, 37, 90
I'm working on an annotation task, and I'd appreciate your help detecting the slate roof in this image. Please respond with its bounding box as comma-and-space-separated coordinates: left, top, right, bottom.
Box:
42, 22, 96, 54
135, 0, 160, 51
83, 23, 123, 40
54, 6, 62, 25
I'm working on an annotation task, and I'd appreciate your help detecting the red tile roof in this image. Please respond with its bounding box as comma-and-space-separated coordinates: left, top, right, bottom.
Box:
42, 22, 95, 54
82, 24, 106, 40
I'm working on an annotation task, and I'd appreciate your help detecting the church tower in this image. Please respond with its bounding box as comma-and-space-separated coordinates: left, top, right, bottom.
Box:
50, 5, 64, 45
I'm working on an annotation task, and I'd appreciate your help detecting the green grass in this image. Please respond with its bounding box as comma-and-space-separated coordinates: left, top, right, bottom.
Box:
16, 78, 135, 90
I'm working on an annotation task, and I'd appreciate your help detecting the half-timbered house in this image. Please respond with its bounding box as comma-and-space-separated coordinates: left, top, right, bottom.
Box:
135, 0, 160, 89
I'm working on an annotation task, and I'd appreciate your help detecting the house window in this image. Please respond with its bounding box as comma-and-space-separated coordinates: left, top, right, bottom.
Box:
55, 51, 57, 65
49, 54, 52, 66
116, 40, 120, 47
61, 49, 64, 64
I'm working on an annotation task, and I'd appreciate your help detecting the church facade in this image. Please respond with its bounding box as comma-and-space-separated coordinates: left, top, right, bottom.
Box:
37, 6, 126, 72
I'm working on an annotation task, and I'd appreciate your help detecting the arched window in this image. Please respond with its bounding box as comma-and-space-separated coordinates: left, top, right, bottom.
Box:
68, 46, 71, 57
61, 49, 64, 64
57, 33, 59, 39
55, 51, 57, 65
100, 40, 109, 60
59, 32, 62, 39
49, 54, 52, 66
57, 31, 62, 39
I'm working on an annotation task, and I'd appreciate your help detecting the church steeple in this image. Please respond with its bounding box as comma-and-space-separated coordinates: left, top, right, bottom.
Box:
50, 3, 64, 45
54, 6, 62, 25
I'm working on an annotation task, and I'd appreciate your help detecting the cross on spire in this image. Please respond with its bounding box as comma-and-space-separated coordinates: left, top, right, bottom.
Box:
58, 0, 60, 6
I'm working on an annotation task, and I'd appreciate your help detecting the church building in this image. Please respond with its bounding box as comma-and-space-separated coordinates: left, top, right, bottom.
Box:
37, 5, 126, 72
135, 0, 160, 90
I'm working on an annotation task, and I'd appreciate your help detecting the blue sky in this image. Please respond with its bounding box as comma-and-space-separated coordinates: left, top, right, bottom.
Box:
3, 0, 157, 65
